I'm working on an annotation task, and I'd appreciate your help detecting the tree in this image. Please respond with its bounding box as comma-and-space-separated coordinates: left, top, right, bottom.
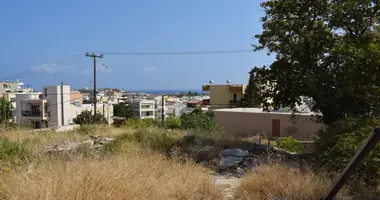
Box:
180, 108, 219, 134
73, 110, 108, 125
241, 69, 262, 107
113, 103, 134, 119
316, 117, 380, 189
187, 91, 194, 96
0, 98, 12, 124
250, 0, 380, 126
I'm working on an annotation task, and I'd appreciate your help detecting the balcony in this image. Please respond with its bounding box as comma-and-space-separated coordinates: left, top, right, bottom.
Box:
229, 84, 244, 92
229, 100, 241, 108
22, 111, 43, 117
202, 85, 210, 91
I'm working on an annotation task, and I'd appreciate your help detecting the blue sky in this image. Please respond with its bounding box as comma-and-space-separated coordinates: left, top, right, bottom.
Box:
0, 0, 273, 90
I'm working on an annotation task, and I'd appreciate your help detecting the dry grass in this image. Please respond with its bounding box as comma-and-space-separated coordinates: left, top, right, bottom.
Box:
234, 164, 346, 200
0, 152, 222, 200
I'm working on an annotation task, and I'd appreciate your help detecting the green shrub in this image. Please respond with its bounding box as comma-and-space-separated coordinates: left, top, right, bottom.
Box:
0, 138, 31, 161
316, 117, 380, 190
73, 110, 108, 125
105, 129, 177, 154
276, 136, 304, 153
180, 109, 220, 135
164, 116, 181, 130
124, 118, 157, 129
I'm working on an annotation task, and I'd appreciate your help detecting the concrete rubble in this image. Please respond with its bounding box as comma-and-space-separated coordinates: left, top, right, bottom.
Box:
42, 135, 114, 153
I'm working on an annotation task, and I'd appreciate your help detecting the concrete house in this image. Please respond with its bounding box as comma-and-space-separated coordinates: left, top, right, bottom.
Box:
132, 100, 155, 120
14, 85, 71, 128
213, 108, 321, 140
202, 80, 247, 109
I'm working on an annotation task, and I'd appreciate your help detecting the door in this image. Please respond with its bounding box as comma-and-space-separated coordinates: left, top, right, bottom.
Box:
272, 119, 281, 137
232, 93, 238, 102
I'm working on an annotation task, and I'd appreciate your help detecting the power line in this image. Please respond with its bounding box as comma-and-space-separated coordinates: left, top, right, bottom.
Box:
0, 54, 82, 81
98, 49, 254, 56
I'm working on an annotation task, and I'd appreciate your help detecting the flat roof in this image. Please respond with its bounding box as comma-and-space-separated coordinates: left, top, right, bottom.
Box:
213, 107, 315, 116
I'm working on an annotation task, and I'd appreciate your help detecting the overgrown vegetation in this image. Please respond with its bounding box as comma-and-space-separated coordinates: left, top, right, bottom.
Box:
113, 103, 135, 119
0, 153, 222, 200
0, 98, 12, 124
316, 117, 380, 191
164, 116, 181, 130
180, 109, 220, 135
276, 136, 304, 153
105, 128, 182, 154
235, 164, 345, 200
73, 110, 108, 125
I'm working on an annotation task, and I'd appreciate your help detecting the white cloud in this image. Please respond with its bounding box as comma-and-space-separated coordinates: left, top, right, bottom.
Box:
142, 67, 158, 73
83, 69, 90, 74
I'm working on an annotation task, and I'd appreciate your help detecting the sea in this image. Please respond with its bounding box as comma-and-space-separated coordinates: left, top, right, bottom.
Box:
130, 89, 206, 95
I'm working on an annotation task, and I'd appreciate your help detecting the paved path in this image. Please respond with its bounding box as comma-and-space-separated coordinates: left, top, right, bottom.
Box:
213, 174, 240, 200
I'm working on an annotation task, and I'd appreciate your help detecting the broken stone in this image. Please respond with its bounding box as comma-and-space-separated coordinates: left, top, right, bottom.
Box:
219, 156, 244, 170
221, 149, 248, 157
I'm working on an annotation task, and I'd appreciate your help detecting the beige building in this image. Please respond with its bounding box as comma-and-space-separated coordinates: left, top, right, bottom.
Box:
70, 90, 83, 105
213, 108, 322, 140
202, 81, 247, 109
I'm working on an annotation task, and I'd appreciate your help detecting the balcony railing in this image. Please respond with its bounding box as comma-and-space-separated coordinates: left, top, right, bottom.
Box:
229, 100, 241, 108
202, 85, 210, 91
22, 111, 42, 117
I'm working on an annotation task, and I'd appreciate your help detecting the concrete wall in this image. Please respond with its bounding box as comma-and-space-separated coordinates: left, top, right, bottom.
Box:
214, 110, 322, 140
70, 90, 83, 104
43, 85, 71, 126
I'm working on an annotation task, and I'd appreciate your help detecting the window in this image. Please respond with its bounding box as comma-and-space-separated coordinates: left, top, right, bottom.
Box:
146, 112, 150, 116
44, 88, 47, 97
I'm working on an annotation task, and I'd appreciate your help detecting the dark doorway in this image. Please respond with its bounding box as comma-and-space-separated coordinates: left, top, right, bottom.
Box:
272, 119, 281, 137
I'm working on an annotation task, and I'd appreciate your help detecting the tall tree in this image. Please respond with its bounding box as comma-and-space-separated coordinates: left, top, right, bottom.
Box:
241, 68, 263, 107
251, 0, 380, 125
0, 98, 12, 124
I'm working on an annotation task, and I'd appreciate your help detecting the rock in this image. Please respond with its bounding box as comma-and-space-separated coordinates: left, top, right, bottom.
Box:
236, 167, 245, 177
219, 156, 244, 170
221, 149, 249, 157
82, 139, 94, 146
195, 145, 218, 162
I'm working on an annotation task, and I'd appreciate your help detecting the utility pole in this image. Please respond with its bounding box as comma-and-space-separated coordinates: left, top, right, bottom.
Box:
161, 95, 165, 126
85, 52, 103, 123
61, 82, 64, 126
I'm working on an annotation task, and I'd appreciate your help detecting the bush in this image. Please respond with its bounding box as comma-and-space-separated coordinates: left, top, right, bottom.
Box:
73, 110, 108, 125
164, 116, 181, 130
235, 164, 344, 200
316, 117, 380, 190
124, 118, 156, 129
105, 128, 180, 154
276, 136, 304, 153
180, 109, 220, 135
0, 138, 32, 161
0, 153, 222, 200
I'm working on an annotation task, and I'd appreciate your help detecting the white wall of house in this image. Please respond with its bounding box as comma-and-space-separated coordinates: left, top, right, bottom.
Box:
132, 100, 155, 119
43, 85, 71, 127
13, 85, 72, 128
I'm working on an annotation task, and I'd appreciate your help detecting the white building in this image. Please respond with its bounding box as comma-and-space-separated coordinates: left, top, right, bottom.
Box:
132, 100, 155, 120
0, 80, 33, 93
14, 85, 71, 128
70, 103, 113, 125
147, 95, 168, 121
